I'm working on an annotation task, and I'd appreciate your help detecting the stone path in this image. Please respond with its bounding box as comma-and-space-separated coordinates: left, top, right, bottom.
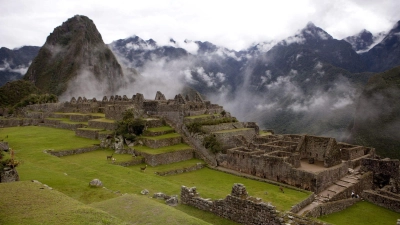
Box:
296, 167, 361, 216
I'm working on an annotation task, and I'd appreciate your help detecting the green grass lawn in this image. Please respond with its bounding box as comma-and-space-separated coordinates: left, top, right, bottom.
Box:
0, 126, 312, 224
319, 201, 400, 225
0, 181, 127, 225
135, 143, 192, 154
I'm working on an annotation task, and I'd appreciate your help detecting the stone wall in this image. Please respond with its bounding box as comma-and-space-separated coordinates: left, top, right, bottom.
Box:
361, 158, 400, 178
315, 163, 349, 193
46, 146, 100, 157
290, 193, 315, 213
88, 120, 117, 130
140, 149, 194, 166
155, 163, 205, 176
75, 129, 99, 139
141, 136, 182, 148
0, 118, 23, 127
362, 190, 400, 213
181, 183, 283, 225
69, 114, 92, 122
306, 198, 360, 217
214, 128, 256, 150
329, 172, 373, 201
201, 122, 244, 133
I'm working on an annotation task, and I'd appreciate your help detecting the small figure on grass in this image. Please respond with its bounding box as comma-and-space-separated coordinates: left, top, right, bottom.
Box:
279, 185, 284, 193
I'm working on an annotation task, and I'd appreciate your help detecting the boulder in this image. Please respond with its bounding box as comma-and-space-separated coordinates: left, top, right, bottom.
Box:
141, 189, 149, 195
153, 192, 166, 199
165, 195, 179, 206
89, 179, 103, 187
0, 142, 9, 151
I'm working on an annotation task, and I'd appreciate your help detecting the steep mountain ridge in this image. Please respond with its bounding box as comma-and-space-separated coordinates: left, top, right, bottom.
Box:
23, 15, 125, 96
0, 46, 40, 86
361, 21, 400, 72
349, 66, 400, 158
343, 29, 386, 53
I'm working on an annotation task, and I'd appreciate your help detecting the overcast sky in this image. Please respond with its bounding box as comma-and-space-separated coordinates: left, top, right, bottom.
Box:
1, 0, 399, 51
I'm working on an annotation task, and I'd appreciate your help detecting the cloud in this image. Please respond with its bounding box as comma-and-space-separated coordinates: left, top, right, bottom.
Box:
1, 0, 399, 51
0, 60, 29, 75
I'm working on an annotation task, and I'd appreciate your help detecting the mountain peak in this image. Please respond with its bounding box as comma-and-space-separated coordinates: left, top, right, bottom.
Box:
24, 15, 124, 96
300, 22, 333, 41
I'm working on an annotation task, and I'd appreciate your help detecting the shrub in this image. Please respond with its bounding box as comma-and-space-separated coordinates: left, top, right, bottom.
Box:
203, 135, 222, 154
187, 122, 204, 134
115, 109, 145, 142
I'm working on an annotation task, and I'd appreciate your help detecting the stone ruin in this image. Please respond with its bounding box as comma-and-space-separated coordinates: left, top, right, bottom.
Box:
181, 183, 324, 225
3, 90, 400, 220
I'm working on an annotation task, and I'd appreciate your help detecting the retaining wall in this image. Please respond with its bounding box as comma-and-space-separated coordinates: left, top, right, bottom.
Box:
306, 198, 360, 217
46, 146, 100, 157
290, 193, 315, 213
362, 190, 400, 213
75, 129, 99, 139
141, 136, 182, 148
140, 149, 193, 166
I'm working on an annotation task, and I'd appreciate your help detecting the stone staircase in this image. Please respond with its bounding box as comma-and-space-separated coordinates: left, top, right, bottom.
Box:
296, 167, 362, 215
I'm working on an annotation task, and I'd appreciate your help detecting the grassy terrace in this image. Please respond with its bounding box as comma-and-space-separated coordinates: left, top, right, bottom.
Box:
77, 127, 103, 131
212, 128, 252, 133
135, 143, 192, 154
140, 132, 181, 140
46, 117, 88, 125
7, 126, 396, 224
146, 126, 174, 132
259, 130, 273, 136
89, 118, 116, 123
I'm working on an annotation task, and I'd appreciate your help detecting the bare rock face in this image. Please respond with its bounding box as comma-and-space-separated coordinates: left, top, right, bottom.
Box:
24, 15, 125, 97
89, 178, 103, 187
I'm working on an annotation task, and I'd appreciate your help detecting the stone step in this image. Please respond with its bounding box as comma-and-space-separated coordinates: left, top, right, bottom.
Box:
341, 177, 359, 184
335, 180, 353, 188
